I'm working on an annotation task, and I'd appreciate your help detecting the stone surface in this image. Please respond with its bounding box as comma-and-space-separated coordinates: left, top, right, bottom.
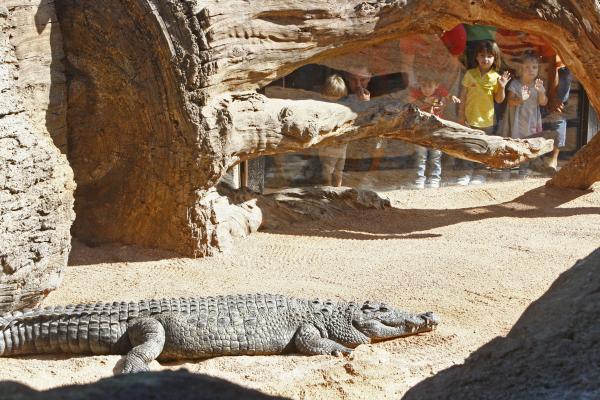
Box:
0, 2, 74, 312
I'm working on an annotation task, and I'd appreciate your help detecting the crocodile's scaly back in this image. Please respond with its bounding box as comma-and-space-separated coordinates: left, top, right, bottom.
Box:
1, 294, 439, 373
1, 301, 134, 356
0, 294, 319, 357
0, 298, 212, 356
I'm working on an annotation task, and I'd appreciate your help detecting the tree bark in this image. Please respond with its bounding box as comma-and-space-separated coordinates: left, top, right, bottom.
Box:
49, 0, 600, 257
548, 131, 600, 189
0, 1, 75, 312
219, 88, 553, 168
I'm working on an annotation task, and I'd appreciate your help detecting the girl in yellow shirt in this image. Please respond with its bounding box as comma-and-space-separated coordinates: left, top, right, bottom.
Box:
456, 40, 510, 185
459, 40, 510, 132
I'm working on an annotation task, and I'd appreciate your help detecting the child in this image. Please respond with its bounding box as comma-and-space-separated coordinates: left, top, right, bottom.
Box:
541, 54, 572, 172
318, 74, 349, 186
408, 76, 460, 189
457, 40, 511, 185
501, 52, 548, 176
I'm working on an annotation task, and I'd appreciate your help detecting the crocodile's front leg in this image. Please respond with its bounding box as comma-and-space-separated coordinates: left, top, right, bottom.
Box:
294, 324, 353, 356
122, 318, 166, 373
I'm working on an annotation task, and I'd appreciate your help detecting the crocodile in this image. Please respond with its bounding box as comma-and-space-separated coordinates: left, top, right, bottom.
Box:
0, 294, 438, 373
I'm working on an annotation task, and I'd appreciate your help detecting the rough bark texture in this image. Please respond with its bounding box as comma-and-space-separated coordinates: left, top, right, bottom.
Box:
0, 1, 74, 313
227, 88, 553, 167
54, 0, 599, 258
403, 247, 600, 400
548, 131, 600, 189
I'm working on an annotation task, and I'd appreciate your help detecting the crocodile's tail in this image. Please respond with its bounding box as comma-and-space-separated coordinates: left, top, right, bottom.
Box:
0, 304, 131, 357
0, 311, 30, 356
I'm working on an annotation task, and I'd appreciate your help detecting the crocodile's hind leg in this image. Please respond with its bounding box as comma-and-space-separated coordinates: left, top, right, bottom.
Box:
294, 324, 353, 356
121, 318, 166, 373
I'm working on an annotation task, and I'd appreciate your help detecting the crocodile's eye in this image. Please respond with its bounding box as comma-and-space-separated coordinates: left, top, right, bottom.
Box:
361, 303, 377, 312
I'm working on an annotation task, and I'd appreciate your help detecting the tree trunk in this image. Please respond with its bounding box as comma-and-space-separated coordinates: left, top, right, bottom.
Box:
0, 1, 75, 312
220, 88, 552, 168
548, 131, 600, 189
53, 0, 600, 257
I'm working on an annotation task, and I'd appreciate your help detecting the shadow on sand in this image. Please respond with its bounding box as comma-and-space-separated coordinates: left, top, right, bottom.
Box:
68, 185, 598, 264
263, 185, 600, 240
0, 369, 289, 400
403, 247, 600, 399
67, 239, 182, 266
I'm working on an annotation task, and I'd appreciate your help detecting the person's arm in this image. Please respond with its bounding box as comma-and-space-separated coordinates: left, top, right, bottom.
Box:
457, 86, 467, 125
535, 78, 548, 106
549, 68, 572, 112
494, 71, 511, 103
547, 59, 559, 108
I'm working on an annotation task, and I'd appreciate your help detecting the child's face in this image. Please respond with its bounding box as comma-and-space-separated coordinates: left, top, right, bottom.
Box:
420, 81, 439, 97
347, 75, 371, 97
521, 59, 539, 81
476, 50, 495, 71
346, 68, 371, 101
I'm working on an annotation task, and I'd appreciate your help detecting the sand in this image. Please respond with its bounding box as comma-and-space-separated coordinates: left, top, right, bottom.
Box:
1, 178, 599, 399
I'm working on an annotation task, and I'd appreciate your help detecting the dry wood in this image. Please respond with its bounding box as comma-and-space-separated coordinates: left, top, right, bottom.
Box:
220, 87, 553, 168
548, 131, 600, 189
53, 0, 600, 257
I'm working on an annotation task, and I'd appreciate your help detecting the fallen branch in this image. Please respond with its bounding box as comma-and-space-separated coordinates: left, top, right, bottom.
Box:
215, 88, 554, 169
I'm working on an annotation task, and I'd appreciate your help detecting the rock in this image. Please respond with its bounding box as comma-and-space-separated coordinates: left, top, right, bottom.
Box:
2, 0, 600, 307
0, 2, 74, 312
220, 185, 391, 231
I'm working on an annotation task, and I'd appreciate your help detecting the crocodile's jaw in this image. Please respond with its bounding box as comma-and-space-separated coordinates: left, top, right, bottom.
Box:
353, 311, 439, 341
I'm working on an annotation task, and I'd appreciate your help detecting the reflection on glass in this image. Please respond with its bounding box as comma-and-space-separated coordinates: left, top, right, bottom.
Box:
258, 25, 587, 194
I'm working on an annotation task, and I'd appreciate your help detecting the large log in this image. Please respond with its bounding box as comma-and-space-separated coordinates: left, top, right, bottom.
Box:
55, 0, 599, 257
220, 88, 552, 168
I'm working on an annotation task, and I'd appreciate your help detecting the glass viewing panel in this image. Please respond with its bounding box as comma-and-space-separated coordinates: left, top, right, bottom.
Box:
254, 25, 587, 193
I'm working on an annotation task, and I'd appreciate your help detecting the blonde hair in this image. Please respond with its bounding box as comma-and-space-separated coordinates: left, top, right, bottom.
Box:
321, 74, 348, 99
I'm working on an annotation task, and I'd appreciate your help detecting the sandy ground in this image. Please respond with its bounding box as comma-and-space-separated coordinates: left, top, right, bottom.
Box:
1, 178, 599, 399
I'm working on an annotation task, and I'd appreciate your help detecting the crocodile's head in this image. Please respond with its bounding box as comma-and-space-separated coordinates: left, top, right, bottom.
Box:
352, 301, 439, 341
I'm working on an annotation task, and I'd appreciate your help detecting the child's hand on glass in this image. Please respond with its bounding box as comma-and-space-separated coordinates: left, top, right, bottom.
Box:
450, 95, 461, 104
534, 78, 545, 93
521, 85, 531, 101
498, 71, 511, 88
